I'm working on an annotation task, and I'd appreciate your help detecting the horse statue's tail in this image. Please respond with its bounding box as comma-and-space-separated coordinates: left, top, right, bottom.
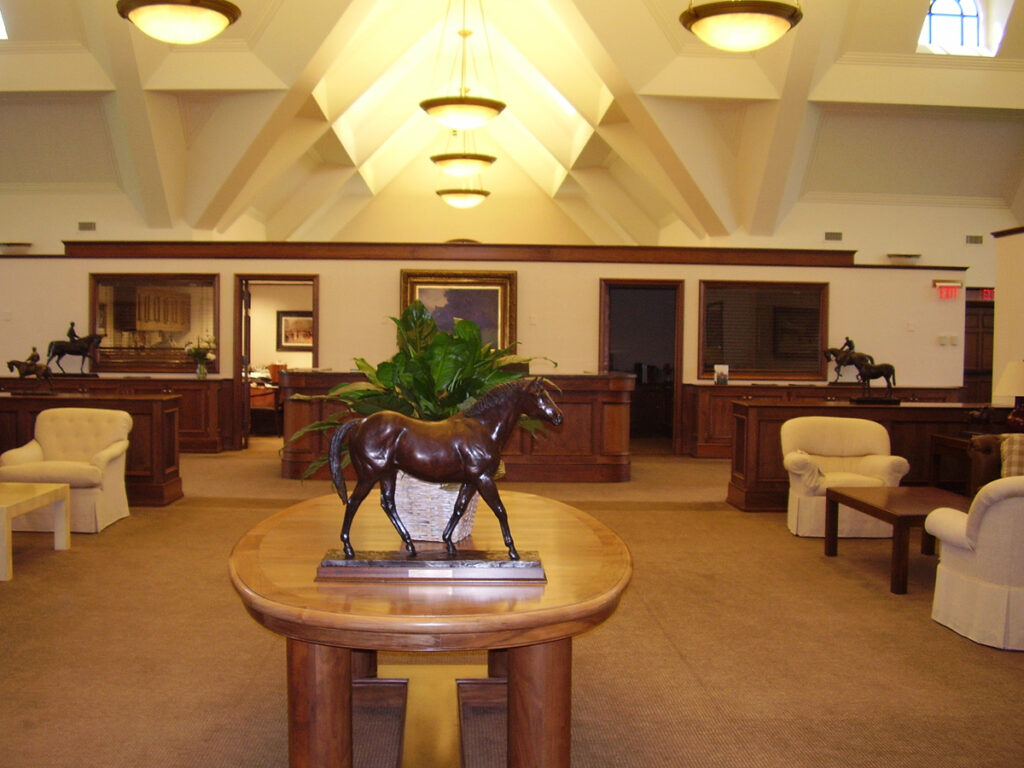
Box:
328, 419, 363, 505
46, 340, 57, 360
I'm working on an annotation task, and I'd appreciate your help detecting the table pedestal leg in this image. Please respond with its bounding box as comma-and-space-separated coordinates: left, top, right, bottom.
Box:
287, 638, 352, 768
824, 497, 839, 557
891, 523, 910, 594
507, 638, 571, 768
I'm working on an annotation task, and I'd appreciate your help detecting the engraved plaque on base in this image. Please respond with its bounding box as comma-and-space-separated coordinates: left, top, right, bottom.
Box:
316, 549, 546, 584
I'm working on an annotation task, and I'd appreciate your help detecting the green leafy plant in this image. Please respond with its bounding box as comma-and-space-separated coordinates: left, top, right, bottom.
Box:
288, 300, 555, 478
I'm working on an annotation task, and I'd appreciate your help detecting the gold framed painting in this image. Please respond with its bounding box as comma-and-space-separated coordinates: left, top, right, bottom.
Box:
400, 270, 517, 348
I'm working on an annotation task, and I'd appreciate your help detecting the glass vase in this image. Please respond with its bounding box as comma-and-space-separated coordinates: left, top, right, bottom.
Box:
196, 360, 207, 379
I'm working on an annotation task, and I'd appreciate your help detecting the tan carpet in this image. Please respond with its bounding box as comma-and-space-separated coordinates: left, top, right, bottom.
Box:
1, 438, 1022, 767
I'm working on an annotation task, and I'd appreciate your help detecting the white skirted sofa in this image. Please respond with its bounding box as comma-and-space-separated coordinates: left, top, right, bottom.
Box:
0, 408, 132, 533
924, 468, 1024, 650
780, 416, 910, 538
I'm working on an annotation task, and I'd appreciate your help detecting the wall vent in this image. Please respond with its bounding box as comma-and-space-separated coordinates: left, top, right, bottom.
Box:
965, 234, 983, 245
824, 231, 843, 241
78, 221, 96, 231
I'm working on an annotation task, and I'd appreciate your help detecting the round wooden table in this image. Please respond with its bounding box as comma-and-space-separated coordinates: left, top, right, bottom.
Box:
229, 490, 632, 768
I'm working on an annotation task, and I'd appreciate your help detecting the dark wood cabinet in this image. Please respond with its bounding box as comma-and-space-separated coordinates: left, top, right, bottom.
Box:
680, 383, 965, 458
279, 370, 635, 482
0, 393, 183, 506
0, 376, 236, 452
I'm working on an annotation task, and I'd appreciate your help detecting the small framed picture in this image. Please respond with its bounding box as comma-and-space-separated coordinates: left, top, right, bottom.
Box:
276, 311, 313, 351
400, 270, 517, 348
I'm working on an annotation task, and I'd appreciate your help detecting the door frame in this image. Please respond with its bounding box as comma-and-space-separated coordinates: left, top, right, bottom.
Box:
234, 274, 320, 446
598, 279, 685, 454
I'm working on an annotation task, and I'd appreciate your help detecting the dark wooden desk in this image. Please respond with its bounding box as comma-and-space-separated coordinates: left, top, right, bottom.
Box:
229, 491, 632, 768
929, 433, 971, 494
728, 400, 1009, 512
824, 486, 970, 594
0, 393, 183, 505
279, 371, 635, 482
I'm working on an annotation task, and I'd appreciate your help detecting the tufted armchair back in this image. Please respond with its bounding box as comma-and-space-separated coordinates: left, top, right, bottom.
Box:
781, 416, 891, 463
34, 408, 133, 461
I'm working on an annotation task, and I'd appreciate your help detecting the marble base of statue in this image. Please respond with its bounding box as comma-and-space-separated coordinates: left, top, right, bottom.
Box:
317, 549, 546, 584
850, 396, 901, 405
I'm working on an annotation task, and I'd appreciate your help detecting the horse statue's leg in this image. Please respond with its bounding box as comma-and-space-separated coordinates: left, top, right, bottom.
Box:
339, 477, 376, 558
473, 475, 519, 560
441, 483, 480, 556
377, 472, 416, 555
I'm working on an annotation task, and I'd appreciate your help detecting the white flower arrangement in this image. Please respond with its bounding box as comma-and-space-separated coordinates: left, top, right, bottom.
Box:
183, 337, 217, 363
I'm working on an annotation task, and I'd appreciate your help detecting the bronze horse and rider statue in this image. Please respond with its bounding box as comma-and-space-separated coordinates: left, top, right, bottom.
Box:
46, 323, 104, 374
822, 337, 875, 383
328, 378, 564, 561
823, 337, 896, 397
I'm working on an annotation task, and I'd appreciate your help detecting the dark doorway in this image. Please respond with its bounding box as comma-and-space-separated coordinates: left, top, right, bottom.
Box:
600, 280, 683, 454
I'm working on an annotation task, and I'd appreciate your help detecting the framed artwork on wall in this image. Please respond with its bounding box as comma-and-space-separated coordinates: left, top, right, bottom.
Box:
276, 311, 314, 351
400, 270, 517, 348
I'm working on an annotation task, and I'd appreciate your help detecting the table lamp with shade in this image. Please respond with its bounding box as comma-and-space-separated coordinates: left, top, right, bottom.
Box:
993, 360, 1024, 432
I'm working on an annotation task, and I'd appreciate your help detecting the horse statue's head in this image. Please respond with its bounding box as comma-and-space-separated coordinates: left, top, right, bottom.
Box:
6, 360, 14, 372
520, 378, 563, 427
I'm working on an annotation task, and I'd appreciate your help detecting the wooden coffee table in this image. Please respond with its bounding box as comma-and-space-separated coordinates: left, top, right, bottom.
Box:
1, 481, 71, 581
824, 486, 970, 594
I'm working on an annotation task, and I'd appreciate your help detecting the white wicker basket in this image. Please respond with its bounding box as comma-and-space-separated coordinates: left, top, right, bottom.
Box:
393, 471, 479, 542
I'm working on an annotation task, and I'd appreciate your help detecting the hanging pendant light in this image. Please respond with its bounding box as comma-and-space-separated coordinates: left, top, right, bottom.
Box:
431, 130, 496, 178
679, 1, 802, 53
116, 0, 240, 45
437, 188, 490, 209
420, 0, 506, 131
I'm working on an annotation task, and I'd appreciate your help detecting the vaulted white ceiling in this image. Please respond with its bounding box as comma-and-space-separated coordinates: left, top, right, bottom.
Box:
1, 0, 1023, 245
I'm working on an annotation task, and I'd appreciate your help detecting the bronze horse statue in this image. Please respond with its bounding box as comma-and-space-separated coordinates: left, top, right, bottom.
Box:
823, 347, 874, 383
7, 359, 52, 384
328, 378, 563, 560
46, 333, 103, 374
852, 358, 896, 395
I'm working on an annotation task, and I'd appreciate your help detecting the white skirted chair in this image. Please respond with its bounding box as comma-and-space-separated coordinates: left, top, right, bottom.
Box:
924, 457, 1024, 650
0, 408, 132, 533
780, 416, 910, 538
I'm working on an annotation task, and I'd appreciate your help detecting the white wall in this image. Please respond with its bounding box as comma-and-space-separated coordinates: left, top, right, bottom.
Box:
0, 256, 968, 388
0, 186, 1014, 289
249, 283, 314, 371
993, 229, 1024, 403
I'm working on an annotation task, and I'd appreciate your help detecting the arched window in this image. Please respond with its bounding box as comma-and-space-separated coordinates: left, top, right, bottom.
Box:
919, 0, 983, 54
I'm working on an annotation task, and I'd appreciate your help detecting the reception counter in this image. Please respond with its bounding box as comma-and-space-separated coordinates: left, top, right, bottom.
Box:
727, 399, 1007, 512
279, 370, 635, 482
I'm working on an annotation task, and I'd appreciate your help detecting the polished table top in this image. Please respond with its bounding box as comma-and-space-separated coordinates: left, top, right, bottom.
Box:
229, 491, 633, 652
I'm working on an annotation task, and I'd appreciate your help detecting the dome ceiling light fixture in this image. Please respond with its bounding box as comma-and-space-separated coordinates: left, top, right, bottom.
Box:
436, 187, 490, 209
116, 0, 241, 45
431, 130, 496, 178
679, 1, 802, 53
420, 0, 506, 131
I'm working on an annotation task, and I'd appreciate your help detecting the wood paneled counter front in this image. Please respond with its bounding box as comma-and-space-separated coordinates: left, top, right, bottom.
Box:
727, 400, 1008, 513
280, 371, 635, 482
0, 376, 235, 452
229, 491, 632, 768
0, 393, 183, 506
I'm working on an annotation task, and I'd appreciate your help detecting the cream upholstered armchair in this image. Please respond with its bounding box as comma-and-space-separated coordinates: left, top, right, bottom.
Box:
924, 460, 1024, 650
780, 416, 910, 538
0, 408, 132, 533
